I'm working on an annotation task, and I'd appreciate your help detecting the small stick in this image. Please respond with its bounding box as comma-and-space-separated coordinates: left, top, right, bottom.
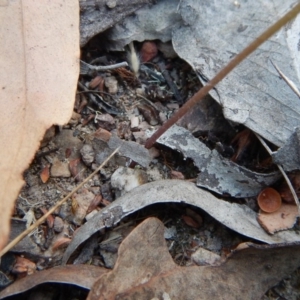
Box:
144, 3, 300, 149
0, 147, 120, 258
270, 60, 300, 98
254, 133, 300, 214
80, 60, 128, 75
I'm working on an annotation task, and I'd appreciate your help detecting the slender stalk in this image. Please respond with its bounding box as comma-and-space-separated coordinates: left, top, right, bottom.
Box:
0, 147, 120, 258
144, 3, 300, 149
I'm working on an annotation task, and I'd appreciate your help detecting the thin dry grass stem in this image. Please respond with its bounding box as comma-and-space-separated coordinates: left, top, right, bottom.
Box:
0, 147, 120, 258
270, 60, 300, 98
255, 133, 300, 214
144, 3, 300, 149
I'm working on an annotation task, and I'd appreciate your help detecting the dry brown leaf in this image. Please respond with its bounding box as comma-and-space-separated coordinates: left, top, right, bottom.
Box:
40, 164, 50, 183
0, 1, 79, 250
88, 218, 300, 300
0, 265, 107, 299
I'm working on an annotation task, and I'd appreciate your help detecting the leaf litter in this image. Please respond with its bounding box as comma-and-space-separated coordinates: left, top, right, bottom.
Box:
1, 0, 300, 299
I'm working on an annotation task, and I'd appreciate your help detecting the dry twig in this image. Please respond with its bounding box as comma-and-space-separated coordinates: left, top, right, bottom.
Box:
0, 147, 120, 258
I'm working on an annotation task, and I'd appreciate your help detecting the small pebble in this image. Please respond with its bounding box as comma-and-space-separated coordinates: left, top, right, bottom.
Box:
130, 116, 139, 129
104, 76, 118, 94
50, 157, 71, 177
53, 217, 64, 233
80, 144, 95, 166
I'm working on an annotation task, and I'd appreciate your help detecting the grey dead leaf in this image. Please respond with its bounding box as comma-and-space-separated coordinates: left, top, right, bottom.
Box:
0, 1, 79, 250
104, 0, 300, 169
62, 180, 300, 264
173, 0, 300, 148
157, 125, 280, 197
0, 265, 107, 299
87, 217, 300, 300
79, 0, 155, 46
272, 127, 300, 171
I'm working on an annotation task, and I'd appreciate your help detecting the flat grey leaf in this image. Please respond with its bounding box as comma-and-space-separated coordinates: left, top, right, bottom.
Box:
105, 0, 300, 150
104, 0, 181, 50
62, 180, 300, 264
173, 0, 300, 147
79, 0, 154, 46
272, 127, 300, 171
157, 125, 280, 197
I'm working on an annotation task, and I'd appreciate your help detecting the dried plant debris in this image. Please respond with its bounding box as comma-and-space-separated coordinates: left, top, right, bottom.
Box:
157, 125, 280, 197
79, 0, 155, 46
0, 265, 107, 299
87, 218, 300, 300
62, 180, 300, 264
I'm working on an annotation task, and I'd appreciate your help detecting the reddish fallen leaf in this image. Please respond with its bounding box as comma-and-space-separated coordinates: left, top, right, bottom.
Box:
65, 148, 72, 158
87, 195, 103, 214
93, 128, 111, 142
69, 158, 84, 181
11, 257, 36, 278
40, 164, 50, 183
140, 41, 158, 62
89, 75, 104, 90
0, 265, 107, 299
82, 114, 95, 126
87, 218, 300, 300
100, 198, 111, 206
181, 215, 201, 228
186, 208, 203, 227
52, 237, 71, 251
231, 129, 253, 162
40, 207, 54, 228
170, 170, 185, 180
77, 94, 88, 113
0, 1, 79, 251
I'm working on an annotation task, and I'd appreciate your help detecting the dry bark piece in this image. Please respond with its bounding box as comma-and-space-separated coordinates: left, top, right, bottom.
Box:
257, 187, 282, 213
0, 1, 79, 250
157, 125, 280, 197
87, 218, 300, 300
62, 180, 300, 264
0, 265, 107, 299
258, 203, 299, 234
